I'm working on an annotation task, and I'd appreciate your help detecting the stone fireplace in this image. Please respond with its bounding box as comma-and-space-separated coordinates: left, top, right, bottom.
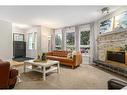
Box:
97, 31, 127, 62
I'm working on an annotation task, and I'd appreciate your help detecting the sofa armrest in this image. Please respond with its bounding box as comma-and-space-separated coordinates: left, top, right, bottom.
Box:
9, 69, 18, 78
46, 52, 53, 56
73, 53, 82, 66
108, 79, 127, 89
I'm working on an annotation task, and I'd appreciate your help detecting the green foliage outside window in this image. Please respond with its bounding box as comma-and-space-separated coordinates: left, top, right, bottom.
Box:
80, 31, 90, 45
55, 46, 62, 50
66, 32, 75, 45
66, 32, 75, 51
55, 35, 62, 45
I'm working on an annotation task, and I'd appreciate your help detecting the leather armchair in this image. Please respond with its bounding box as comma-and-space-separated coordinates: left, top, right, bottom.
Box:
108, 79, 127, 89
0, 59, 18, 89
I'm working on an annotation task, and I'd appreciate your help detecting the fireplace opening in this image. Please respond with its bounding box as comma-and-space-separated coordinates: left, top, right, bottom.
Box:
107, 51, 125, 64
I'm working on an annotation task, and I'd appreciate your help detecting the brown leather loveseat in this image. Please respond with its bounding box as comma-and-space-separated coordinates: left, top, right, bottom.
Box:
0, 59, 18, 89
46, 50, 82, 69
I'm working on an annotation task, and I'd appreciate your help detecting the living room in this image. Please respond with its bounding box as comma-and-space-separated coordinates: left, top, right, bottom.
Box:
0, 1, 127, 94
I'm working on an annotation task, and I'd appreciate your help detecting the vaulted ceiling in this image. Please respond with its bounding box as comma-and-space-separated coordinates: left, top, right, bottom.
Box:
0, 6, 120, 28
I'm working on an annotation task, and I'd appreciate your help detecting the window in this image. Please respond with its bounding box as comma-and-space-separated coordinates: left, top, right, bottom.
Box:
55, 30, 62, 50
34, 32, 37, 50
99, 10, 127, 34
66, 31, 75, 51
13, 33, 24, 41
80, 31, 90, 54
28, 33, 33, 50
100, 18, 113, 34
115, 11, 127, 31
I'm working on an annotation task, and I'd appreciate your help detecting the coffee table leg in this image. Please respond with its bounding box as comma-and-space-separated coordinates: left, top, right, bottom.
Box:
24, 62, 26, 73
57, 62, 60, 74
43, 66, 46, 80
17, 73, 22, 83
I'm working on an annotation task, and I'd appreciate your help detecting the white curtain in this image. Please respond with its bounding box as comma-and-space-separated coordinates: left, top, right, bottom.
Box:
75, 26, 80, 51
51, 29, 55, 51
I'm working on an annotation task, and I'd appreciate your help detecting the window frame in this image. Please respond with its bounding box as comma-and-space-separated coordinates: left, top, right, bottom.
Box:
79, 26, 90, 54
114, 10, 127, 31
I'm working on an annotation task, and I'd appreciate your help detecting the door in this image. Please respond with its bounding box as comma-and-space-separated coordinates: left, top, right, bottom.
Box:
26, 32, 37, 58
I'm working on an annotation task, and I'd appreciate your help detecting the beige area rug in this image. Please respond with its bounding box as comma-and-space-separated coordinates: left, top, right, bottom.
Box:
14, 64, 127, 89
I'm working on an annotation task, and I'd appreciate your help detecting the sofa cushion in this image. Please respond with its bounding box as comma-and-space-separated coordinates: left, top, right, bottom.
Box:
47, 56, 73, 63
52, 51, 68, 57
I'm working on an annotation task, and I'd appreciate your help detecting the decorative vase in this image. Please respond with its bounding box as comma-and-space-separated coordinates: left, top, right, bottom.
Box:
41, 53, 46, 61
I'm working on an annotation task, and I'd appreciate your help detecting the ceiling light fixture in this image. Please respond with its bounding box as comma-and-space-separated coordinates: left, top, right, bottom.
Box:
101, 7, 110, 15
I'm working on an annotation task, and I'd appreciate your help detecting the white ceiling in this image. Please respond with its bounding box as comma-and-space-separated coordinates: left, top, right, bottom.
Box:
0, 6, 120, 29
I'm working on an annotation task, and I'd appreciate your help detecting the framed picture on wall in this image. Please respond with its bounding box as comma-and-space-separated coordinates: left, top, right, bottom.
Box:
115, 10, 127, 31
99, 18, 113, 34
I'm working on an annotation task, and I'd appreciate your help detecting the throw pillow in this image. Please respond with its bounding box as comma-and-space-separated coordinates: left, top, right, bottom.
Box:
67, 53, 72, 59
72, 51, 76, 59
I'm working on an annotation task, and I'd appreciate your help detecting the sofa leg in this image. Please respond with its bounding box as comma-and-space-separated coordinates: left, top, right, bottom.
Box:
9, 84, 15, 89
72, 66, 74, 69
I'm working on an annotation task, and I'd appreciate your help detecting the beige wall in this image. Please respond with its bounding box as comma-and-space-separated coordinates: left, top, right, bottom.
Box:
0, 20, 12, 60
25, 25, 53, 58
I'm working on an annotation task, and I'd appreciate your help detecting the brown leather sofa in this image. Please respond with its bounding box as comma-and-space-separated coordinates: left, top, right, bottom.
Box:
0, 59, 18, 89
46, 50, 82, 69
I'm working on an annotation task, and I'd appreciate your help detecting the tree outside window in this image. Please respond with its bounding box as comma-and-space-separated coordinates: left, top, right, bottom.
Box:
80, 31, 90, 54
100, 18, 113, 34
66, 32, 75, 51
55, 32, 62, 50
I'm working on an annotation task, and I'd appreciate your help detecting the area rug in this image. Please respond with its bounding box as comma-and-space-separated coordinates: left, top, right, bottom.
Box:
14, 64, 127, 89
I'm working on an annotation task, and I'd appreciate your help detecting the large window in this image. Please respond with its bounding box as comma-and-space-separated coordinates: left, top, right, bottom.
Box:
80, 30, 90, 54
66, 31, 75, 51
99, 10, 127, 34
115, 11, 127, 31
13, 33, 24, 41
55, 30, 62, 50
28, 33, 33, 50
100, 18, 113, 34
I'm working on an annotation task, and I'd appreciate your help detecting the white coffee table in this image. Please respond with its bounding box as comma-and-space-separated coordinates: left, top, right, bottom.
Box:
24, 60, 60, 80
